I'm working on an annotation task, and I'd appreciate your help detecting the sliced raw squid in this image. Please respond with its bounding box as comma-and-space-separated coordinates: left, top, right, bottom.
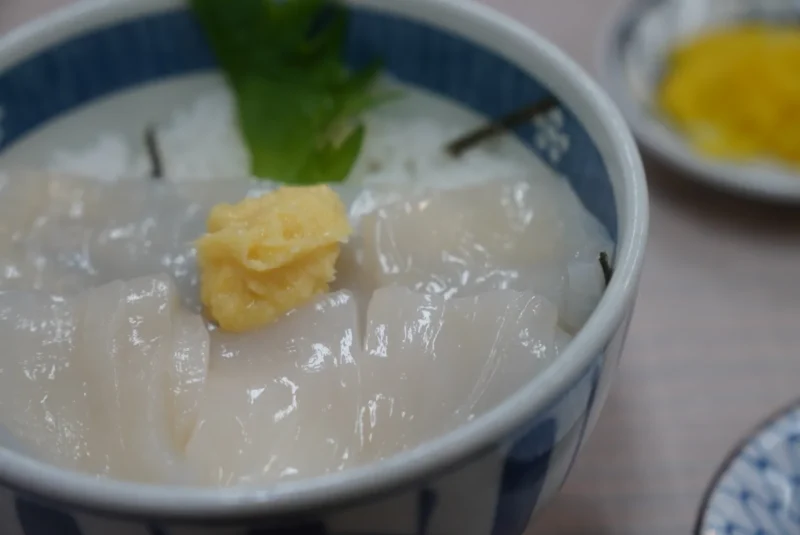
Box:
0, 274, 209, 484
0, 172, 612, 334
0, 291, 88, 469
358, 180, 568, 301
0, 172, 257, 307
185, 291, 362, 486
356, 179, 612, 333
357, 286, 566, 462
552, 179, 615, 332
184, 287, 566, 484
0, 171, 609, 487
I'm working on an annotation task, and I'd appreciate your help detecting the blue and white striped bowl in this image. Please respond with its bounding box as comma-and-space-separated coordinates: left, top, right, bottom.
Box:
0, 1, 648, 533
696, 402, 800, 535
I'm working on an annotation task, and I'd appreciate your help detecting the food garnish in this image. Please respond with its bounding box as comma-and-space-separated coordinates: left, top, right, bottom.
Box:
190, 0, 394, 184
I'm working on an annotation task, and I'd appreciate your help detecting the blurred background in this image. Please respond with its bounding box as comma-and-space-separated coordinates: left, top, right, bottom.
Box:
3, 1, 800, 534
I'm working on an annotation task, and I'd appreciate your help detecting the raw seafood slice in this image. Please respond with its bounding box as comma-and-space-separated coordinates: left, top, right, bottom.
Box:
356, 178, 613, 333
170, 308, 212, 448
553, 178, 615, 332
185, 291, 362, 486
0, 275, 209, 484
0, 172, 256, 305
357, 179, 569, 305
0, 291, 89, 470
0, 172, 612, 335
357, 286, 563, 462
561, 259, 607, 333
185, 286, 567, 483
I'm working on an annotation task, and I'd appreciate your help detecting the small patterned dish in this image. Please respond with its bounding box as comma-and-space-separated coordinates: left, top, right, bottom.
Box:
600, 0, 800, 203
695, 401, 800, 535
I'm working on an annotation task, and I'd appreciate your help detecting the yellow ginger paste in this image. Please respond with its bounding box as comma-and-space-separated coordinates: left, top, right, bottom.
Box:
196, 185, 352, 332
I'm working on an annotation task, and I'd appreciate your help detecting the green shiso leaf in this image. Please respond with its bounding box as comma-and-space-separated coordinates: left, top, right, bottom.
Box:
189, 0, 395, 184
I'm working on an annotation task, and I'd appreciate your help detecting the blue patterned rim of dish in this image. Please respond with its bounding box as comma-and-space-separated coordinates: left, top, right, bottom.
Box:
694, 398, 800, 535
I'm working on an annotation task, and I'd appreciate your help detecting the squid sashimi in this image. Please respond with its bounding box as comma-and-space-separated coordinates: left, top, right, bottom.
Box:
357, 286, 566, 461
0, 173, 612, 334
185, 291, 362, 486
0, 274, 209, 484
184, 286, 566, 484
0, 291, 87, 468
0, 172, 256, 305
0, 170, 609, 487
358, 180, 568, 301
356, 179, 612, 333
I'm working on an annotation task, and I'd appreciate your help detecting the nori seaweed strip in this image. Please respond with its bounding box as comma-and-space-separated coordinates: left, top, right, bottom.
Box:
445, 96, 559, 157
599, 251, 613, 286
145, 126, 163, 180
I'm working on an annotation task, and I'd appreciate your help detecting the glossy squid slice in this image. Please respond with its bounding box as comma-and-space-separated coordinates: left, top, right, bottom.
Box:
358, 180, 567, 303
356, 178, 613, 333
184, 291, 362, 486
0, 275, 209, 483
0, 172, 257, 305
356, 286, 565, 462
0, 291, 89, 470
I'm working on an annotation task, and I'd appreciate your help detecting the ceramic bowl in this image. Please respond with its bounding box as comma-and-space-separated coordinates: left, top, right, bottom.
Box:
0, 0, 648, 533
695, 400, 800, 535
600, 0, 800, 202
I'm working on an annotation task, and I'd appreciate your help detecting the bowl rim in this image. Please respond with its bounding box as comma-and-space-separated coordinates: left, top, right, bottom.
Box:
597, 0, 800, 204
0, 0, 648, 520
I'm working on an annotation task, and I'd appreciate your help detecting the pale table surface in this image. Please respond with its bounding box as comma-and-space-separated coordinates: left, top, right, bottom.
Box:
3, 1, 800, 534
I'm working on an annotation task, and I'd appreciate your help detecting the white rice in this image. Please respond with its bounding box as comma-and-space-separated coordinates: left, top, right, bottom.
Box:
44, 87, 533, 189
48, 91, 249, 180
49, 134, 149, 179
